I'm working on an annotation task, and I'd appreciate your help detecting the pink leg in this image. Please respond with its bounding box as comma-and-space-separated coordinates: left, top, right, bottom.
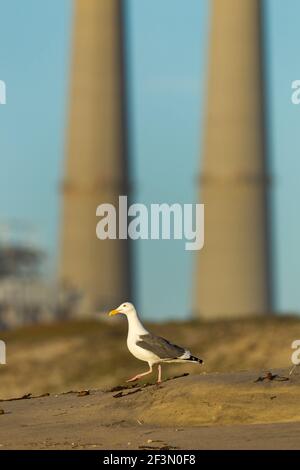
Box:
157, 364, 162, 384
126, 365, 153, 382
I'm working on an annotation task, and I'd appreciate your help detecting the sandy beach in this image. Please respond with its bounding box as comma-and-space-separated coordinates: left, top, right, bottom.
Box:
0, 368, 299, 450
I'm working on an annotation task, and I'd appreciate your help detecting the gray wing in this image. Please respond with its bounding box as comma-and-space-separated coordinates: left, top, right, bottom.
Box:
136, 333, 185, 359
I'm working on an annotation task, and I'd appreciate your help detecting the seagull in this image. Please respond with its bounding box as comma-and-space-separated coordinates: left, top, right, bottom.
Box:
109, 302, 204, 383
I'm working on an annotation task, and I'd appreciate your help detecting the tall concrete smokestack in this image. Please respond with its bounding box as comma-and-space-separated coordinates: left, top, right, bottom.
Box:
60, 0, 131, 314
194, 0, 271, 319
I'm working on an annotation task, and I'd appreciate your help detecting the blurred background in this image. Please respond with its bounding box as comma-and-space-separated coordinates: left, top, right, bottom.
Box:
0, 0, 300, 397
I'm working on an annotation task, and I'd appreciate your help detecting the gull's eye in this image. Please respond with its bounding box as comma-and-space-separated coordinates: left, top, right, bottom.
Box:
123, 304, 126, 307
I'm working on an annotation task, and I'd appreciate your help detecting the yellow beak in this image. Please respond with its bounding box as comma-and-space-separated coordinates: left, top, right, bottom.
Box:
108, 309, 120, 316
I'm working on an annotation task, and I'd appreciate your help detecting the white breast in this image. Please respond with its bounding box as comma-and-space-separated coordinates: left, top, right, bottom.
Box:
125, 309, 161, 364
127, 335, 160, 363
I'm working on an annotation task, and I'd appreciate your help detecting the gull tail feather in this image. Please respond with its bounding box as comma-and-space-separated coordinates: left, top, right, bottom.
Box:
185, 355, 204, 364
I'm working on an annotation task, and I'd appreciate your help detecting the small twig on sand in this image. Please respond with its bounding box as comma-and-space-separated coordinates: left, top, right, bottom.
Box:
0, 393, 50, 402
113, 388, 143, 399
254, 371, 289, 383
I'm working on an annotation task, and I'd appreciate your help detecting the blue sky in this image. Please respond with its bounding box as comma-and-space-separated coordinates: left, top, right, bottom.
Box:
0, 0, 299, 320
